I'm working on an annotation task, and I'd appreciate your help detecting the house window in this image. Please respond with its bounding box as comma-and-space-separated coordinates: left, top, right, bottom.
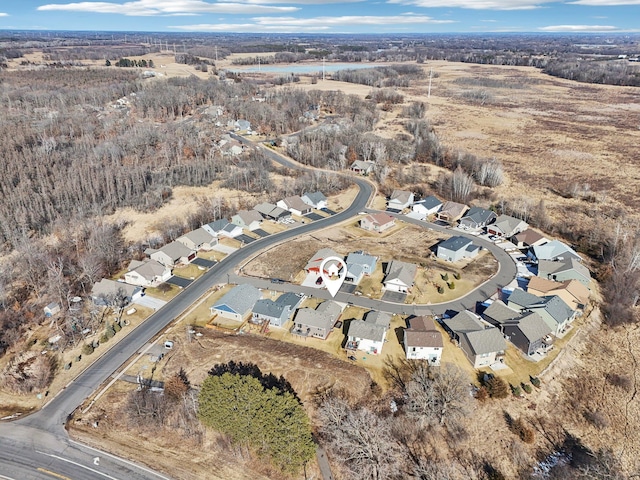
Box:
411, 347, 416, 352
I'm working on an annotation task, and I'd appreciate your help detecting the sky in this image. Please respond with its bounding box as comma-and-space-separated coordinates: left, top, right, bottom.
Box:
0, 0, 638, 34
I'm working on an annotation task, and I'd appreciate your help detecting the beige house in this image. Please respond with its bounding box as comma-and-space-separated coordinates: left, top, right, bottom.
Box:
360, 212, 396, 233
436, 201, 469, 223
404, 316, 444, 365
176, 227, 217, 251
527, 276, 590, 310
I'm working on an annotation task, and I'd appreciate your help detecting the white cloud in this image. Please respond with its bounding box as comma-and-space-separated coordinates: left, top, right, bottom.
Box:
0, 13, 9, 17
171, 14, 456, 31
388, 0, 552, 10
37, 0, 298, 16
569, 0, 640, 4
538, 24, 619, 31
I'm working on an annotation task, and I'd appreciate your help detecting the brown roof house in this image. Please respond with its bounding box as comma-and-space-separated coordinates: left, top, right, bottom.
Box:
360, 212, 396, 233
383, 260, 417, 294
436, 201, 469, 224
231, 210, 263, 231
291, 300, 343, 340
404, 316, 444, 365
176, 227, 217, 251
91, 279, 143, 307
146, 241, 196, 267
527, 276, 590, 310
124, 259, 172, 287
277, 196, 312, 216
511, 229, 549, 249
487, 215, 528, 238
442, 311, 506, 368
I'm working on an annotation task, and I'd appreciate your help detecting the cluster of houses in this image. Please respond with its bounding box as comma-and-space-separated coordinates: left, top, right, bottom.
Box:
89, 191, 328, 307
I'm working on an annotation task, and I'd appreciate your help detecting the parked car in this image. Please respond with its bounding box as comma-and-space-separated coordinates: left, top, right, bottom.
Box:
316, 277, 323, 285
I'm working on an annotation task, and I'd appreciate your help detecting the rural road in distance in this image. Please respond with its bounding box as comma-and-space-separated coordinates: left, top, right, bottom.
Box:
0, 135, 516, 479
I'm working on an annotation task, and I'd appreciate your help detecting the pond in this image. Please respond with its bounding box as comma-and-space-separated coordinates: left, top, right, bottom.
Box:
230, 62, 382, 75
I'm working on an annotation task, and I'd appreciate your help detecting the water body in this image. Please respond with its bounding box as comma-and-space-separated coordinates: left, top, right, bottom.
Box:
232, 63, 382, 74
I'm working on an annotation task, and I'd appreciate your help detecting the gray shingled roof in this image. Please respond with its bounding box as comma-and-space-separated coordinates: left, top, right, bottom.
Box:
128, 259, 167, 281
213, 284, 262, 316
464, 328, 506, 356
493, 215, 527, 234
483, 300, 521, 325
532, 240, 581, 262
365, 311, 391, 329
439, 235, 473, 252
461, 206, 496, 225
255, 202, 277, 217
538, 295, 574, 324
182, 227, 215, 245
302, 191, 327, 205
294, 300, 342, 329
390, 189, 412, 204
443, 310, 485, 333
252, 298, 287, 318
414, 195, 442, 210
510, 311, 551, 342
275, 292, 304, 310
348, 320, 386, 343
508, 288, 545, 309
91, 278, 139, 299
538, 258, 590, 281
205, 219, 229, 233
385, 260, 417, 287
235, 209, 263, 224
281, 195, 309, 212
159, 241, 194, 261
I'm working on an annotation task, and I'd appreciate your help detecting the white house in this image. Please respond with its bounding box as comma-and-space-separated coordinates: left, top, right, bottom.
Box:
277, 196, 312, 216
346, 311, 391, 355
146, 241, 196, 267
301, 191, 328, 210
124, 259, 172, 287
387, 190, 414, 211
411, 195, 442, 219
176, 227, 217, 251
383, 260, 417, 293
404, 316, 443, 365
231, 210, 263, 231
351, 160, 375, 175
210, 284, 262, 322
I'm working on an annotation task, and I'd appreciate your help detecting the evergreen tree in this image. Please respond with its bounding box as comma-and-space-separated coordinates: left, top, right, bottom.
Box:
198, 369, 315, 473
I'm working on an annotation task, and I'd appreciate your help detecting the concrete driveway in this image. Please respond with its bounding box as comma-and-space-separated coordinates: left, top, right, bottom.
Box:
134, 295, 167, 311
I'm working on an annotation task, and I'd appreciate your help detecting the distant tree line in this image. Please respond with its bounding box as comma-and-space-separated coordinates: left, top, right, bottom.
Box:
333, 65, 424, 88
109, 57, 155, 68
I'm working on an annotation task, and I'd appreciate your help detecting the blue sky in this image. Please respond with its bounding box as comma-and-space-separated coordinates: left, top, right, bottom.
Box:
0, 0, 638, 33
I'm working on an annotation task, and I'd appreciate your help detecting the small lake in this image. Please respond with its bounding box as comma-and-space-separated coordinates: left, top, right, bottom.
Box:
231, 63, 382, 75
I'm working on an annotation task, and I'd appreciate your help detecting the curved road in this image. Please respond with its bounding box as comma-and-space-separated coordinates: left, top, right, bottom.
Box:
0, 137, 516, 479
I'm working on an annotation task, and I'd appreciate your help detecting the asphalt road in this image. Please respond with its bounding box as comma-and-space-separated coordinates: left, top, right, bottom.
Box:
0, 140, 372, 480
0, 136, 516, 480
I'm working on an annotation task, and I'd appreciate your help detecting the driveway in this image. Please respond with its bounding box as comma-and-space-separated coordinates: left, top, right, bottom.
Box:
381, 290, 407, 303
301, 271, 323, 288
192, 257, 216, 268
213, 244, 238, 254
321, 207, 337, 215
236, 234, 256, 244
305, 212, 324, 221
166, 276, 193, 288
340, 283, 357, 294
134, 295, 167, 311
252, 228, 270, 237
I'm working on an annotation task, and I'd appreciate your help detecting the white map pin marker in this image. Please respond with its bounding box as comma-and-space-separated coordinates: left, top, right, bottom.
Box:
319, 256, 347, 297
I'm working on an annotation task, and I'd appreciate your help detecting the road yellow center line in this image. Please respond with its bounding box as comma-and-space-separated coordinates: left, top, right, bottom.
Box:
36, 468, 72, 480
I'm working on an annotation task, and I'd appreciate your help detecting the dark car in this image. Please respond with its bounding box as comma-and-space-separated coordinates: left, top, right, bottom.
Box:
270, 278, 285, 284
316, 276, 323, 285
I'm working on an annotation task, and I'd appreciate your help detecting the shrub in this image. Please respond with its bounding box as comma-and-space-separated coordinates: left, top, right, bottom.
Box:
104, 325, 116, 339
522, 383, 533, 394
475, 386, 489, 402
75, 355, 82, 362
454, 272, 461, 280
441, 273, 449, 281
486, 376, 509, 399
64, 362, 72, 370
82, 343, 94, 355
511, 385, 522, 397
100, 333, 110, 344
530, 376, 541, 388
510, 417, 535, 443
606, 373, 632, 391
437, 285, 444, 294
584, 410, 610, 429
113, 321, 122, 333
448, 281, 455, 290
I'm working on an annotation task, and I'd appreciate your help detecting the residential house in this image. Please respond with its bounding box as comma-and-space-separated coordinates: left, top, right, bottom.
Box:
202, 219, 230, 237
481, 300, 522, 328
404, 315, 444, 365
507, 289, 576, 337
345, 252, 378, 285
233, 119, 251, 132
351, 160, 375, 175
346, 311, 391, 355
44, 302, 61, 317
436, 236, 481, 262
124, 259, 172, 287
146, 241, 196, 267
91, 279, 143, 307
210, 284, 262, 322
527, 276, 590, 310
537, 258, 591, 288
219, 223, 243, 239
503, 311, 552, 357
487, 215, 528, 238
301, 191, 328, 210
387, 190, 415, 212
531, 240, 582, 262
277, 196, 312, 216
305, 248, 341, 275
291, 300, 342, 339
459, 206, 497, 230
231, 210, 263, 231
442, 311, 506, 368
383, 260, 417, 293
251, 292, 304, 327
176, 227, 217, 251
511, 229, 549, 249
254, 202, 291, 221
360, 212, 396, 233
436, 201, 469, 224
411, 196, 442, 219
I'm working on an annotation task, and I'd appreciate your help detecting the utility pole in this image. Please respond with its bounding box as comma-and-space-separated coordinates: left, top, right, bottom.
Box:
428, 67, 433, 98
